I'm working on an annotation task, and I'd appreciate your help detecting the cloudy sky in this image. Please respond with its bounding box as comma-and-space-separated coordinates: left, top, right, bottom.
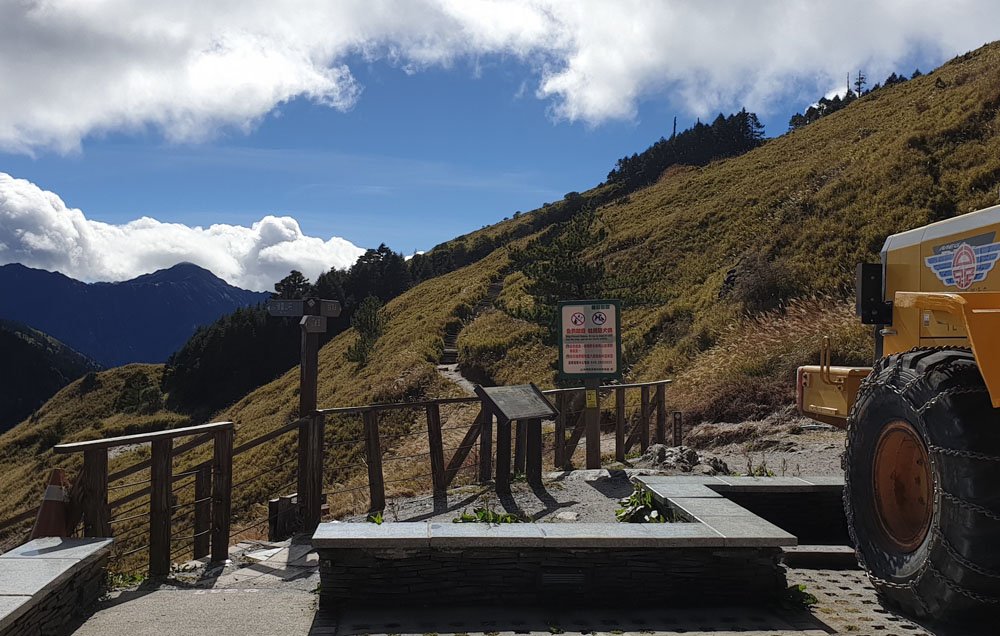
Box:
1, 0, 997, 290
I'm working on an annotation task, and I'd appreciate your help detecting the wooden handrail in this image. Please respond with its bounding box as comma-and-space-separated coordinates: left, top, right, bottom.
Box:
53, 421, 234, 454
315, 380, 672, 415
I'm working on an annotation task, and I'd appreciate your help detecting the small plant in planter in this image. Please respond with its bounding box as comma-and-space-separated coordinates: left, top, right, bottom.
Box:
616, 483, 673, 523
452, 495, 523, 524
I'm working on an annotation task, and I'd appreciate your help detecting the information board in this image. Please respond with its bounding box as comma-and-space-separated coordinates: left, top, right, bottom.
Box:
558, 300, 622, 379
474, 384, 558, 422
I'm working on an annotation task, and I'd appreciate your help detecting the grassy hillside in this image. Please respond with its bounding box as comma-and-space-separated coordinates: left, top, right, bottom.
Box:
4, 43, 1000, 563
0, 365, 191, 547
457, 43, 1000, 414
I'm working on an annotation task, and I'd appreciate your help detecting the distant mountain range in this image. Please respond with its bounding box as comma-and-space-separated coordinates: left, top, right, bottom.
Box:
0, 263, 269, 367
0, 319, 100, 432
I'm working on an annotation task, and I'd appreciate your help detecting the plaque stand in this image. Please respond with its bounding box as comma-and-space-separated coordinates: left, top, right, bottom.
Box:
474, 384, 558, 493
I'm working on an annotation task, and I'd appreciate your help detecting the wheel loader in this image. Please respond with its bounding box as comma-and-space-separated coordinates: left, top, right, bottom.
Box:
797, 204, 1000, 621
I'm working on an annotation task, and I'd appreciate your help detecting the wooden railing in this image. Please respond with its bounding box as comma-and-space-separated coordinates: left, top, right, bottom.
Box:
0, 379, 675, 575
51, 422, 234, 576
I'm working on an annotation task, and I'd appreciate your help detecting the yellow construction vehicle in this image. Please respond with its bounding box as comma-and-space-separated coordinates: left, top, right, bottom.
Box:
798, 204, 1000, 621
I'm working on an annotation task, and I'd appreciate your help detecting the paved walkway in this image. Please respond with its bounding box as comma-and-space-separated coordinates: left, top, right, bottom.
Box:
69, 537, 969, 636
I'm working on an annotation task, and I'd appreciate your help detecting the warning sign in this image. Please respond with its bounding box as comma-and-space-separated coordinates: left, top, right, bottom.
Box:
558, 300, 622, 379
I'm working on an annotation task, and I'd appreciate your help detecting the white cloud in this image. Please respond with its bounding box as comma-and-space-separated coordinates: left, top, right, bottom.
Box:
0, 172, 365, 291
1, 1, 998, 152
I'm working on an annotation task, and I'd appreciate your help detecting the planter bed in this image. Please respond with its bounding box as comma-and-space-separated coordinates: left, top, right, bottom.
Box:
313, 478, 801, 608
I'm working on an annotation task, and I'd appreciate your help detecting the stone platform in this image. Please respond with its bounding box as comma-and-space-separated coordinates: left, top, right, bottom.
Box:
0, 537, 112, 635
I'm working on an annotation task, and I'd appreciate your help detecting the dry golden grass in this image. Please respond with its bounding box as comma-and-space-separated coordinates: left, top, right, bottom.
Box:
666, 298, 871, 422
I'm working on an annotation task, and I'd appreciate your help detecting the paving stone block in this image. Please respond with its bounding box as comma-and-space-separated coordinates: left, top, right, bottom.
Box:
0, 557, 85, 596
643, 483, 723, 503
713, 476, 827, 492
0, 595, 31, 632
667, 497, 758, 520
0, 537, 112, 562
698, 516, 797, 547
312, 521, 430, 548
429, 522, 544, 547
634, 475, 723, 485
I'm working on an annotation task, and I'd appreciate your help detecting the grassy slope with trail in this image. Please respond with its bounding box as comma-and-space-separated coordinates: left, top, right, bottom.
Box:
4, 43, 1000, 551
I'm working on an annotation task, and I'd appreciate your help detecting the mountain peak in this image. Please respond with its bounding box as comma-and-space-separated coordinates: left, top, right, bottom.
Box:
127, 262, 224, 286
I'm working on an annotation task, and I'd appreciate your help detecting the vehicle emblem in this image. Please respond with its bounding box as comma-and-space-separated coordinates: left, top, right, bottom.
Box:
925, 237, 1000, 289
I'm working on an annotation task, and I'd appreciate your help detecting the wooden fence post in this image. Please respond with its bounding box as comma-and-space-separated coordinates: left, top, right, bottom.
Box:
364, 410, 385, 512
495, 417, 512, 493
193, 466, 211, 559
149, 439, 172, 576
615, 387, 626, 463
479, 405, 493, 483
514, 420, 526, 475
673, 411, 684, 447
426, 404, 446, 492
640, 385, 651, 451
656, 383, 667, 445
298, 414, 324, 532
211, 427, 233, 564
554, 393, 565, 469
81, 449, 110, 538
585, 379, 601, 469
524, 418, 542, 486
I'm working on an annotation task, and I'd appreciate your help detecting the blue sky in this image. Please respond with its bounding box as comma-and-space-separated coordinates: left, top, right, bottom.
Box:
1, 57, 709, 254
0, 1, 994, 290
0, 57, 928, 255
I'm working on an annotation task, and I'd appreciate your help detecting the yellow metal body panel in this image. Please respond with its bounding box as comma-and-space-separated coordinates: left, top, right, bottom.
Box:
883, 204, 1000, 356
798, 365, 872, 428
882, 240, 923, 356
895, 292, 1000, 407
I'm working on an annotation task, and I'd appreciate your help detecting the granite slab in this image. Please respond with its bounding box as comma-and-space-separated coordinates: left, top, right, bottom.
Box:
0, 595, 31, 633
429, 522, 545, 547
667, 497, 759, 520
313, 521, 429, 548
0, 558, 84, 596
541, 523, 722, 547
698, 516, 797, 547
642, 483, 723, 503
0, 537, 112, 562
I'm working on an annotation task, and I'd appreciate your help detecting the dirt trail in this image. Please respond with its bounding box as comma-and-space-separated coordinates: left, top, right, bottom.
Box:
436, 276, 505, 393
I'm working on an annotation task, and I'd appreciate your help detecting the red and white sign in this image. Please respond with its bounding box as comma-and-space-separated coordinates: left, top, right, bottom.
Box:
560, 302, 619, 377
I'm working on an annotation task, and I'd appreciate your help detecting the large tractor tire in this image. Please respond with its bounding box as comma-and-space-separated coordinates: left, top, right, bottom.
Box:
845, 347, 1000, 621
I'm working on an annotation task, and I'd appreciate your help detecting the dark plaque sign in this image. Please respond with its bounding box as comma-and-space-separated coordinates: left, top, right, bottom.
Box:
475, 384, 558, 422
268, 298, 305, 317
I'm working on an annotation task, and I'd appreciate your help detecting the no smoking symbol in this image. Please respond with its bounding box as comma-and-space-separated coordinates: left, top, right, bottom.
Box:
592, 311, 607, 326
570, 312, 586, 326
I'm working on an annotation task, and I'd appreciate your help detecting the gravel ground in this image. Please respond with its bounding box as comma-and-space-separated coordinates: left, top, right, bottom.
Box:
346, 469, 645, 524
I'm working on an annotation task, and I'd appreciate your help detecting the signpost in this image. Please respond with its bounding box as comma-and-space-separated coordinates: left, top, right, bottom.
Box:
558, 300, 622, 469
267, 297, 341, 531
475, 384, 558, 491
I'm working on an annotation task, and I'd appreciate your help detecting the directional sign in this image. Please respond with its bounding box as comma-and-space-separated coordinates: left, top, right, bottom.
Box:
558, 300, 622, 379
300, 315, 327, 333
268, 297, 341, 318
268, 299, 304, 317
318, 299, 342, 317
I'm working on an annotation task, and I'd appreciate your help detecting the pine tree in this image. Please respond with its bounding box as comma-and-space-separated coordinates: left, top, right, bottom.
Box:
346, 296, 387, 365
854, 70, 867, 96
272, 270, 312, 299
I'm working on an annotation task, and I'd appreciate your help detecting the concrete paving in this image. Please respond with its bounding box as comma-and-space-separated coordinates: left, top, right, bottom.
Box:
69, 539, 964, 636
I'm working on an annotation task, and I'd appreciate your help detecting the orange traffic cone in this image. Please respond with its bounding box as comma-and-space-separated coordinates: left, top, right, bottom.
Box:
30, 469, 69, 539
